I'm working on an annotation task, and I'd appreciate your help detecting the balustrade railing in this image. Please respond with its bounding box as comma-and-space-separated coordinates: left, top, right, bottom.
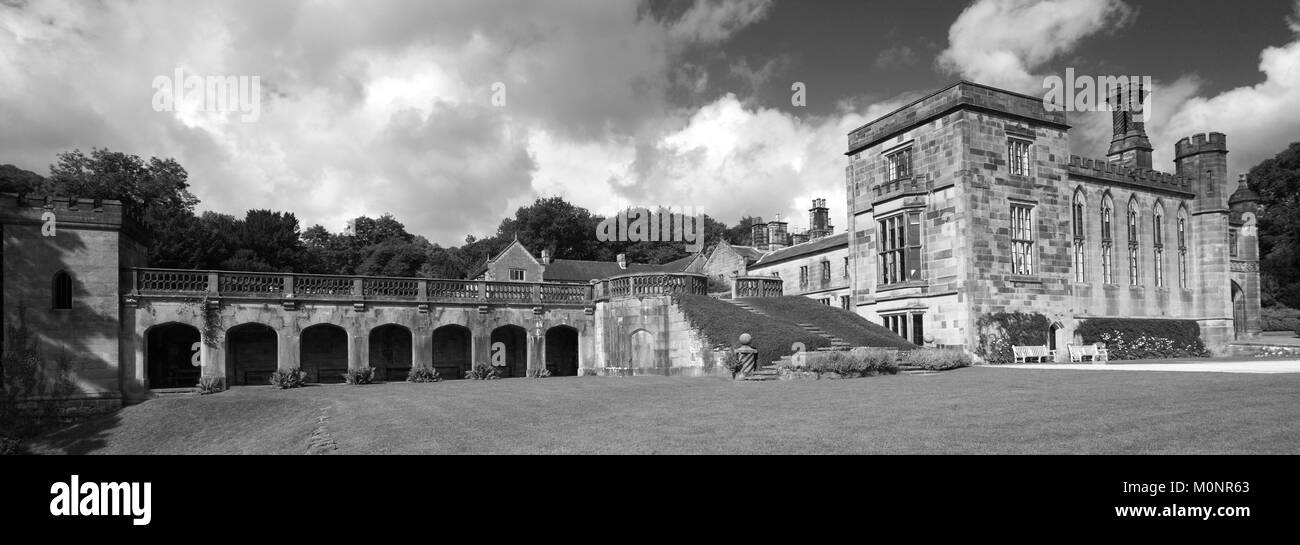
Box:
595, 272, 708, 300
129, 268, 600, 305
732, 276, 784, 298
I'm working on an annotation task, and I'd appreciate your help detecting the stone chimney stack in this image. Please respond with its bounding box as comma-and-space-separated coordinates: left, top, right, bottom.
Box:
1106, 80, 1154, 169
540, 249, 550, 265
616, 253, 627, 269
808, 198, 832, 239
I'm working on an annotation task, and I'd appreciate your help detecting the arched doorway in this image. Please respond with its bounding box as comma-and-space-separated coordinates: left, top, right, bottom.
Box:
1232, 281, 1246, 340
369, 324, 412, 381
1048, 321, 1064, 356
146, 323, 201, 388
432, 325, 472, 379
301, 324, 349, 383
226, 323, 277, 386
545, 326, 579, 376
490, 325, 528, 378
630, 329, 655, 369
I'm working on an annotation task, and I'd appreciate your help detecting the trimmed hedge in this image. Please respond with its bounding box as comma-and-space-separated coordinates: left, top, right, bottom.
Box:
799, 348, 899, 378
975, 312, 1052, 364
1075, 318, 1209, 360
903, 348, 972, 371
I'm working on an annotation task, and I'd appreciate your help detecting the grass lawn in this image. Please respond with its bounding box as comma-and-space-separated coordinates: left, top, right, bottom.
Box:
25, 367, 1300, 454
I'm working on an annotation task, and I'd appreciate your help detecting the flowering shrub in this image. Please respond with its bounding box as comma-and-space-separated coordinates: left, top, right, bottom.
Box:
526, 368, 552, 378
1076, 319, 1208, 360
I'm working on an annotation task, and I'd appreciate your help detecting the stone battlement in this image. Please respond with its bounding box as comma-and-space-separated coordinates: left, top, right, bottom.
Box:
1067, 155, 1195, 194
1174, 132, 1227, 160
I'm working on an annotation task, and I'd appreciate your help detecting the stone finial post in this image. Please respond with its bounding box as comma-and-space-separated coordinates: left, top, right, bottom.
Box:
734, 333, 758, 379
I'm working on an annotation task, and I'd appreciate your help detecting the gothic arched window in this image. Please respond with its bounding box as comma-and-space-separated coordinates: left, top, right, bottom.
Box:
1072, 190, 1086, 283
1100, 193, 1114, 284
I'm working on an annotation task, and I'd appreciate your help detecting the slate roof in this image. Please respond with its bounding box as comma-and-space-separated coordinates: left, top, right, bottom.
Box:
750, 232, 848, 267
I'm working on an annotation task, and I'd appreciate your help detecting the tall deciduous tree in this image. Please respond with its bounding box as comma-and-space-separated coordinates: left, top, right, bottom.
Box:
1248, 141, 1300, 308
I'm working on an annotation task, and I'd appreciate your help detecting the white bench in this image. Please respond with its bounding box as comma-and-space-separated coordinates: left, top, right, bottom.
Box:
1012, 345, 1056, 363
1067, 343, 1109, 363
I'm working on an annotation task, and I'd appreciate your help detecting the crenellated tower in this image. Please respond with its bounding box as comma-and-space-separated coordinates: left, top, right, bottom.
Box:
1173, 132, 1234, 343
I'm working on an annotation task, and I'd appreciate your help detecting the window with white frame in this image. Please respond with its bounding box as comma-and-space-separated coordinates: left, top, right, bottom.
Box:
509, 268, 526, 281
1072, 192, 1086, 283
1010, 203, 1034, 275
1153, 207, 1165, 287
1101, 196, 1114, 284
1127, 200, 1140, 285
885, 147, 912, 182
1008, 139, 1032, 176
1178, 215, 1188, 289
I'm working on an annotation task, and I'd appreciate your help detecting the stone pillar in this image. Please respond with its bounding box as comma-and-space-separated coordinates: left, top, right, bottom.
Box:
471, 328, 490, 368
413, 326, 434, 369
276, 325, 298, 371
348, 328, 366, 370
528, 324, 544, 373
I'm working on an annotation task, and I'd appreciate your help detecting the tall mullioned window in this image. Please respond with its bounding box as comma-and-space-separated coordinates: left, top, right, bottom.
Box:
1072, 191, 1086, 283
1127, 200, 1140, 285
878, 215, 905, 285
885, 147, 912, 182
1011, 203, 1034, 275
799, 265, 809, 286
820, 260, 831, 282
1101, 196, 1114, 284
1008, 139, 1032, 176
1153, 207, 1165, 287
1178, 214, 1188, 289
1229, 230, 1239, 258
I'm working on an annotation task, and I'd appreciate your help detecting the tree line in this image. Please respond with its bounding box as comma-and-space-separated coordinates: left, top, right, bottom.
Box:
0, 148, 760, 279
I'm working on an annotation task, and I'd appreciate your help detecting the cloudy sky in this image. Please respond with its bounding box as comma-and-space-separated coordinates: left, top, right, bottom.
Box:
2, 0, 1299, 247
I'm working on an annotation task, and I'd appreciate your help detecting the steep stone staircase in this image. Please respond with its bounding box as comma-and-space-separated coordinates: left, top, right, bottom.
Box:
722, 299, 853, 348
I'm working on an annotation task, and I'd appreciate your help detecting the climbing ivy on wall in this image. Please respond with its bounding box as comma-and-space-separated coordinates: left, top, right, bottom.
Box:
181, 296, 221, 348
975, 312, 1052, 364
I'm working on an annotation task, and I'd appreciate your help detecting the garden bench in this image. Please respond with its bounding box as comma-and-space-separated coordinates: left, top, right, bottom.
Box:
1011, 345, 1056, 363
1066, 343, 1109, 363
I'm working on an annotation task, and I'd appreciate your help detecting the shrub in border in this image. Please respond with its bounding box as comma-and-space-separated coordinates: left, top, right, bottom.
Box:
526, 368, 552, 378
342, 367, 377, 385
465, 363, 501, 380
269, 368, 307, 389
406, 367, 443, 383
902, 348, 971, 371
196, 377, 225, 395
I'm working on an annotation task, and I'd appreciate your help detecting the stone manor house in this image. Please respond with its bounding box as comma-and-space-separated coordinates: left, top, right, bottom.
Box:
0, 79, 1263, 412
706, 81, 1261, 353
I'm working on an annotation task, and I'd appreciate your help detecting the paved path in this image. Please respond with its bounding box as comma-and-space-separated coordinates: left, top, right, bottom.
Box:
993, 359, 1300, 374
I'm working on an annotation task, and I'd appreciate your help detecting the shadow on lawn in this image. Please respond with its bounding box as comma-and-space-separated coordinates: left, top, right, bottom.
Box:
27, 412, 123, 455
